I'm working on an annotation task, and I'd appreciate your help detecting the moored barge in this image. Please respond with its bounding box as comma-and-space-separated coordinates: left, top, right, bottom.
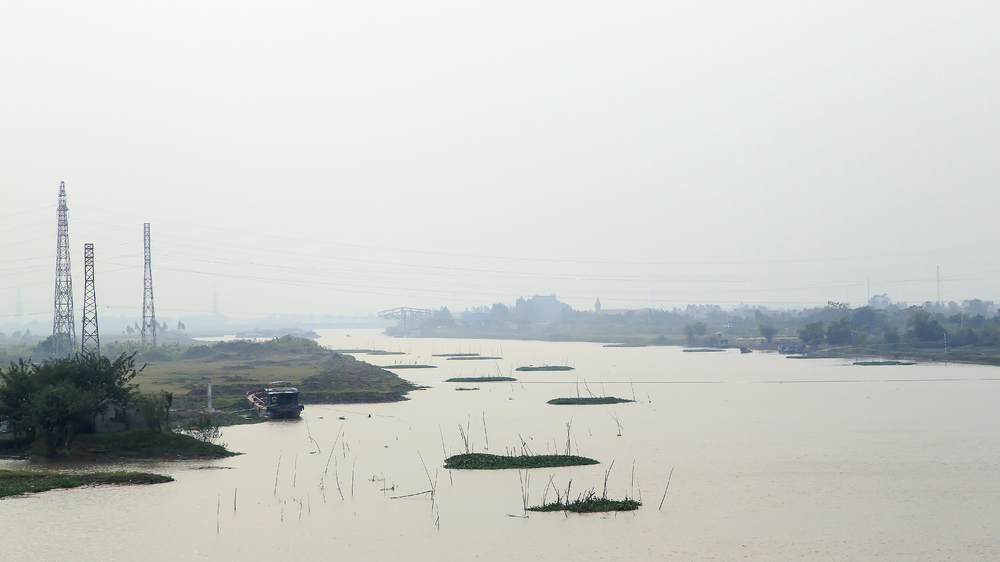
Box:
247, 381, 304, 418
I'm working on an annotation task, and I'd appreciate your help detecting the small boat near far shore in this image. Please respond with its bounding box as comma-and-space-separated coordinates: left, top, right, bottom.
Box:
247, 381, 304, 419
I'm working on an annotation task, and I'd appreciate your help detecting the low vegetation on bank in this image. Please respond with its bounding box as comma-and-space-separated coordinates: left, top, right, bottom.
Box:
0, 468, 173, 499
444, 453, 599, 470
71, 429, 236, 460
137, 336, 418, 410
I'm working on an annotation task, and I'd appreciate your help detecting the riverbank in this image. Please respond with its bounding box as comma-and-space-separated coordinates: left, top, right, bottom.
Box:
397, 330, 1000, 367
0, 429, 237, 462
0, 469, 174, 499
779, 346, 1000, 367
137, 338, 418, 411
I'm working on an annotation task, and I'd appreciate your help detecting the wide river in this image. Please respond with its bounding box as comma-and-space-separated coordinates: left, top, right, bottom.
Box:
3, 329, 999, 560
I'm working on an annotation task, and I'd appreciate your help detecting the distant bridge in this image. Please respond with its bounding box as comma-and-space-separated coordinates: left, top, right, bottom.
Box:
378, 307, 436, 330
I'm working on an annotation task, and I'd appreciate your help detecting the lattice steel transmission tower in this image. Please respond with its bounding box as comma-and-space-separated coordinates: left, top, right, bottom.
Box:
81, 243, 100, 356
141, 223, 156, 347
52, 181, 76, 356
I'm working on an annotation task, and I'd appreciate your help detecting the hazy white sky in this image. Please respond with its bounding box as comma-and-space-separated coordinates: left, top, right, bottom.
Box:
2, 1, 999, 321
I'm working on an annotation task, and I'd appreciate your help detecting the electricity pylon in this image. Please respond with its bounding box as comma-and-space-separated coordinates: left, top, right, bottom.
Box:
81, 243, 100, 356
141, 223, 156, 347
52, 181, 75, 356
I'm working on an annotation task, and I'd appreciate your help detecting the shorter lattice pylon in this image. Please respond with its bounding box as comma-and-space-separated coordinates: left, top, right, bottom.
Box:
81, 243, 100, 356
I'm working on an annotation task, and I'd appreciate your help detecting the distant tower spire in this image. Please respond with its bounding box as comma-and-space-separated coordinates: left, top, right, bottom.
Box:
52, 181, 76, 356
595, 296, 602, 314
141, 223, 156, 347
81, 243, 100, 356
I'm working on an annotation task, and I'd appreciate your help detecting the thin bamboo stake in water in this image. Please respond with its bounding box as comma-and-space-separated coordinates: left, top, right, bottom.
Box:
351, 455, 358, 497
658, 466, 675, 511
482, 412, 489, 451
274, 452, 282, 496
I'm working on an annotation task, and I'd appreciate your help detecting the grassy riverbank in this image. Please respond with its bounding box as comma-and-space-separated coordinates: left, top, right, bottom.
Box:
1, 429, 236, 461
0, 468, 173, 498
136, 337, 418, 410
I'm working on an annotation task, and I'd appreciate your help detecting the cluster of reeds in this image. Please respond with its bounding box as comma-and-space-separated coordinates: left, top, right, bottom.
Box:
528, 462, 641, 513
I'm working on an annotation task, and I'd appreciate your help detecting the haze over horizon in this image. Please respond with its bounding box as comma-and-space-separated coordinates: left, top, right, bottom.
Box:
3, 2, 999, 323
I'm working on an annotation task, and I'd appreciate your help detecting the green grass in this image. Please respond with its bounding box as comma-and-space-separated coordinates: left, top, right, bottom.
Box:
0, 469, 173, 498
70, 429, 237, 459
516, 365, 574, 371
547, 397, 633, 405
444, 376, 516, 382
443, 453, 599, 470
528, 497, 641, 513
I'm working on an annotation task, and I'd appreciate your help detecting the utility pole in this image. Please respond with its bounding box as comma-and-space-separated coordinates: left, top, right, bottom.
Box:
52, 181, 75, 356
81, 243, 100, 356
141, 223, 156, 347
937, 265, 941, 307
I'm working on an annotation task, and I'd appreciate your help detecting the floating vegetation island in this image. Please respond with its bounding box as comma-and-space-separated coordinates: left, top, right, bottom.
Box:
516, 365, 574, 372
854, 360, 916, 366
378, 364, 436, 369
432, 353, 481, 357
0, 469, 173, 498
444, 376, 516, 382
444, 453, 599, 470
528, 496, 641, 513
682, 348, 725, 353
446, 356, 503, 361
547, 397, 633, 405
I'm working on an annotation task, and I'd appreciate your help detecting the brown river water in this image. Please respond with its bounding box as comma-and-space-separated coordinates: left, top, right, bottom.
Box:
3, 329, 999, 560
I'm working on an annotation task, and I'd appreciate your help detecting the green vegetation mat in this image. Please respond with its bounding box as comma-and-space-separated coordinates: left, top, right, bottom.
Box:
0, 469, 173, 498
682, 348, 725, 353
444, 377, 516, 382
443, 453, 599, 470
853, 360, 916, 366
446, 356, 503, 361
528, 497, 641, 513
69, 429, 237, 459
547, 397, 633, 405
516, 365, 574, 371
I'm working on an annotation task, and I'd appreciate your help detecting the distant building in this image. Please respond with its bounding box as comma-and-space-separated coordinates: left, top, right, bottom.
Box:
595, 297, 601, 314
94, 399, 148, 433
514, 294, 572, 323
